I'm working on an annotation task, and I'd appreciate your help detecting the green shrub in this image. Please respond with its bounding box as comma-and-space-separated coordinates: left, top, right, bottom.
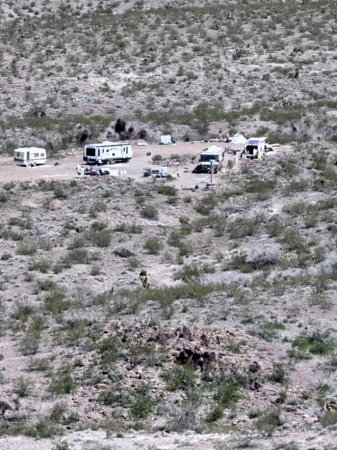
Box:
227, 217, 260, 239
14, 376, 31, 397
20, 315, 46, 355
281, 229, 309, 253
174, 263, 201, 281
194, 193, 218, 215
141, 205, 158, 220
25, 418, 62, 438
245, 177, 276, 194
161, 365, 197, 391
256, 407, 282, 436
152, 154, 163, 163
157, 185, 177, 196
89, 200, 106, 217
17, 241, 38, 256
27, 357, 51, 372
114, 223, 142, 234
44, 288, 71, 316
292, 332, 335, 357
269, 363, 288, 385
320, 410, 337, 427
28, 258, 51, 273
61, 248, 91, 267
88, 229, 112, 248
8, 217, 32, 229
98, 336, 124, 364
143, 237, 163, 254
129, 384, 156, 420
49, 368, 75, 395
114, 247, 134, 258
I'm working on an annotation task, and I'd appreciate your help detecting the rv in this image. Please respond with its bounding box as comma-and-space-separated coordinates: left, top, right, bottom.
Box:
83, 141, 133, 165
242, 137, 267, 159
194, 146, 224, 173
14, 147, 47, 166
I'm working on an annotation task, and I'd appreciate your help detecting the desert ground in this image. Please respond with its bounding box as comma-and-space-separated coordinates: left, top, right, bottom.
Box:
0, 0, 337, 449
1, 140, 337, 450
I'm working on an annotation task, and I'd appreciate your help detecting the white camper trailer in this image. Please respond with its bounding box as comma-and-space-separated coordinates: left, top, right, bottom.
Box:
143, 166, 168, 177
194, 146, 224, 173
14, 147, 47, 166
83, 141, 133, 165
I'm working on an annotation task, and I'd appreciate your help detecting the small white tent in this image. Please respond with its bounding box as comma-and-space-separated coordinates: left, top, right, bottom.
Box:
225, 133, 247, 153
160, 135, 172, 145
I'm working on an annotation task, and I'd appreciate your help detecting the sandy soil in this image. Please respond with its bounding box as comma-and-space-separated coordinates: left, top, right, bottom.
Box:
0, 142, 290, 187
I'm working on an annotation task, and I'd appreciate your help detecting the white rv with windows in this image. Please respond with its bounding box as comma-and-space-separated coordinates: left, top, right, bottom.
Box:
14, 147, 47, 166
83, 141, 133, 165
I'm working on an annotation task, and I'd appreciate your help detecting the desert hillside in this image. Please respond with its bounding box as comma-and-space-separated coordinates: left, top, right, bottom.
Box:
0, 0, 336, 151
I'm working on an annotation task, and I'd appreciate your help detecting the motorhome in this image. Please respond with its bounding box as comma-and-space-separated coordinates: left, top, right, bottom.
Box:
242, 137, 267, 159
14, 147, 47, 166
195, 146, 224, 173
83, 141, 133, 165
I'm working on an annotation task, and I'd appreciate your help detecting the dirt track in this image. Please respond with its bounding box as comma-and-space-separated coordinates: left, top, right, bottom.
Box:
0, 142, 291, 188
0, 142, 205, 184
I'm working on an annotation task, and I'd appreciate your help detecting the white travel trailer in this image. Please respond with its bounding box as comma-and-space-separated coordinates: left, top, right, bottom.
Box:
83, 141, 133, 165
143, 166, 168, 177
14, 147, 47, 166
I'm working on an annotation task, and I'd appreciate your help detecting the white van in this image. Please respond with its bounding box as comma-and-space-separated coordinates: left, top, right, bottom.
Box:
14, 147, 47, 166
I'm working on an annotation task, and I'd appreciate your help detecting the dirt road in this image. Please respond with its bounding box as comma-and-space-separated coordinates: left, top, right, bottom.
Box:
0, 142, 291, 188
0, 142, 223, 186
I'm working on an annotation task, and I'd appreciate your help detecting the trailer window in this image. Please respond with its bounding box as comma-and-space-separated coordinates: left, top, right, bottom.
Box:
86, 147, 96, 156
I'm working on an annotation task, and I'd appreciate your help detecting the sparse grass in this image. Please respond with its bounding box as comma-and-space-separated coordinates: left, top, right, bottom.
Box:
290, 331, 335, 360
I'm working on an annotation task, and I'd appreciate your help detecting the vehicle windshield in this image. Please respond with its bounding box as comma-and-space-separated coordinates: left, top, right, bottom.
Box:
199, 154, 219, 162
246, 145, 257, 154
